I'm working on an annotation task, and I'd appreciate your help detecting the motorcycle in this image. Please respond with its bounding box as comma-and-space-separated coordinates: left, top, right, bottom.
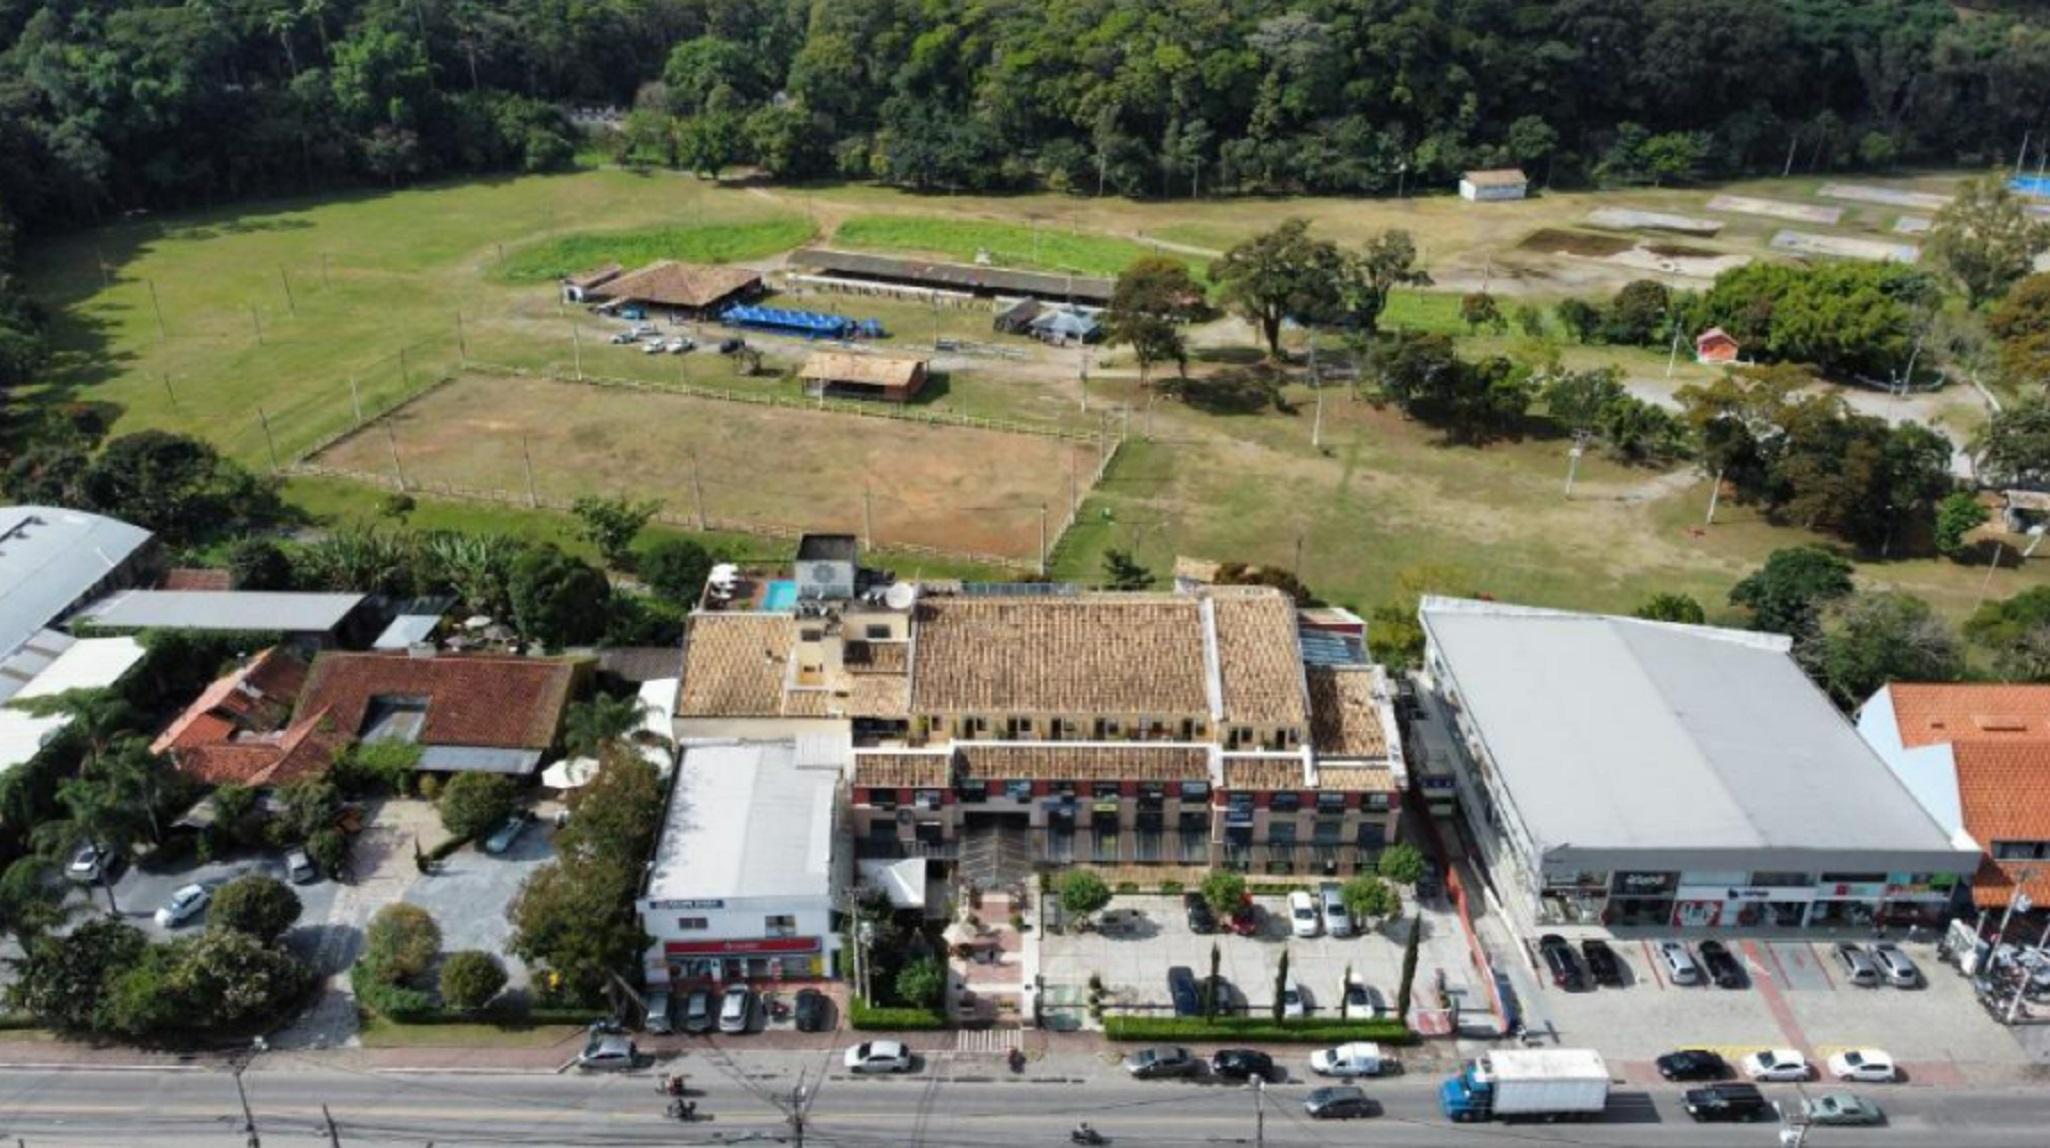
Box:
1008, 1047, 1026, 1074
1070, 1126, 1107, 1145
667, 1099, 700, 1123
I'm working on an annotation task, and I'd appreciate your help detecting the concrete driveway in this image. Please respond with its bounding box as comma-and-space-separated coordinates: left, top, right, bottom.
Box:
402, 809, 558, 991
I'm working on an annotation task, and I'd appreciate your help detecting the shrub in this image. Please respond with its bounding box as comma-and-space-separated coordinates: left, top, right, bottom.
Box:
894, 954, 947, 1009
1342, 875, 1401, 924
307, 828, 349, 879
1057, 870, 1112, 920
437, 772, 519, 839
363, 903, 441, 984
418, 773, 443, 801
440, 950, 509, 1012
208, 874, 303, 944
350, 960, 436, 1020
1200, 869, 1246, 915
1103, 1015, 1415, 1044
1158, 880, 1184, 895
1377, 843, 1427, 885
848, 999, 948, 1030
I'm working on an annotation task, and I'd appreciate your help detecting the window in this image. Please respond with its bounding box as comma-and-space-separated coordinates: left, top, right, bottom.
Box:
869, 789, 898, 811
1228, 726, 1252, 749
1363, 792, 1391, 812
1180, 811, 1209, 863
956, 781, 986, 804
1819, 871, 1887, 884
1316, 793, 1347, 814
1136, 823, 1162, 862
915, 821, 944, 846
1225, 793, 1255, 826
765, 915, 798, 937
1994, 841, 2050, 861
1007, 715, 1034, 737
1266, 821, 1296, 874
1356, 822, 1387, 850
965, 715, 990, 737
1137, 782, 1165, 810
1749, 871, 1811, 888
1179, 781, 1211, 801
1093, 820, 1120, 863
799, 627, 822, 642
914, 789, 943, 810
865, 624, 891, 640
1314, 819, 1343, 845
1003, 780, 1033, 802
676, 917, 709, 931
1270, 792, 1301, 814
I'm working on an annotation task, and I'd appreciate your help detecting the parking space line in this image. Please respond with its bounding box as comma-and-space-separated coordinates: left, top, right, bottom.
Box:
1744, 941, 1812, 1052
1809, 942, 1835, 990
1638, 939, 1665, 990
1757, 940, 1791, 988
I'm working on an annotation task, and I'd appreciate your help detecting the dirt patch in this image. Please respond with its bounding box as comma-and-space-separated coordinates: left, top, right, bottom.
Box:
1584, 208, 1723, 236
1518, 228, 1635, 257
1706, 195, 1842, 225
1645, 242, 1719, 258
310, 374, 1089, 561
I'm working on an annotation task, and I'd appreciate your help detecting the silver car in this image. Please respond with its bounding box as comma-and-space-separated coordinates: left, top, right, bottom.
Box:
1659, 940, 1702, 986
576, 1034, 640, 1070
1871, 943, 1921, 988
1833, 942, 1881, 987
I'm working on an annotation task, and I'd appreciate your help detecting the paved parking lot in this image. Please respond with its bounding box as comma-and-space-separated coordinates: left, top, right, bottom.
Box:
402, 811, 557, 991
1038, 892, 1477, 1022
91, 849, 340, 946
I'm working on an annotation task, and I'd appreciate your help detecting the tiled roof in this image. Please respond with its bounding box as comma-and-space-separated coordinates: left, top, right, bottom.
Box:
677, 614, 794, 717
601, 261, 760, 309
957, 743, 1211, 782
1885, 683, 2050, 748
798, 352, 926, 389
295, 652, 575, 749
172, 706, 346, 788
152, 647, 307, 754
854, 752, 954, 788
1213, 592, 1308, 726
161, 567, 231, 591
1221, 756, 1304, 790
1953, 739, 2050, 910
909, 596, 1210, 716
1307, 666, 1389, 758
1971, 854, 2050, 910
845, 641, 908, 674
1316, 764, 1399, 793
845, 673, 909, 718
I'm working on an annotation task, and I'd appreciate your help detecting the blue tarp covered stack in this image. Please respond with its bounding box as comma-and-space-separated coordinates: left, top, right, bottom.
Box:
721, 304, 884, 340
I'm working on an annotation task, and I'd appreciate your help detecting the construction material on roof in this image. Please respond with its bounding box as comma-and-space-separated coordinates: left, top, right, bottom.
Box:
0, 506, 153, 662
791, 248, 1116, 305
79, 590, 365, 634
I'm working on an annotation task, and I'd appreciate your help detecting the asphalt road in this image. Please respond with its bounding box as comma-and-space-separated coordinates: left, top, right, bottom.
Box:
1, 1063, 2049, 1147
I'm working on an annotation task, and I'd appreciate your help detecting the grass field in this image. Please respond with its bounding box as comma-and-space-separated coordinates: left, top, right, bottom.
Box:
830, 214, 1174, 277
309, 373, 1094, 562
493, 218, 815, 281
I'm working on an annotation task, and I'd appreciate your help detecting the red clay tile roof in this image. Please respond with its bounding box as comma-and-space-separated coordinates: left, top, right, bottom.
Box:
1882, 685, 2050, 909
162, 567, 232, 591
152, 648, 307, 754
294, 652, 576, 750
1885, 683, 2050, 748
601, 261, 760, 309
171, 707, 346, 788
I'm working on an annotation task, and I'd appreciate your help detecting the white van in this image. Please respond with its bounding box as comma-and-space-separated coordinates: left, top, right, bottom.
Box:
1320, 884, 1354, 938
1288, 890, 1322, 939
1309, 1041, 1388, 1077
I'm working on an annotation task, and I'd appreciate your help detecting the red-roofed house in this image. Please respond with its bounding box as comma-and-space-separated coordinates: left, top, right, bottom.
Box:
154, 648, 339, 787
1857, 683, 2050, 913
291, 651, 584, 776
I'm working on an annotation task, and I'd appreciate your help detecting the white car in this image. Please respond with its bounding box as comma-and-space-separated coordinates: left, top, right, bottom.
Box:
1281, 979, 1308, 1018
664, 336, 694, 354
844, 1040, 914, 1074
154, 882, 210, 928
1288, 891, 1321, 938
1309, 1041, 1387, 1077
1742, 1049, 1812, 1082
1828, 1048, 1897, 1083
641, 338, 666, 354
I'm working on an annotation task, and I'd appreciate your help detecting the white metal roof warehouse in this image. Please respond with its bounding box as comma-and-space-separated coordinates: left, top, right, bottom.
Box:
1418, 598, 1975, 930
0, 507, 153, 660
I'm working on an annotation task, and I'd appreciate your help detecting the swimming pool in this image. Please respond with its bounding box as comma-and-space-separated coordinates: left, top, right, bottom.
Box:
2010, 175, 2050, 199
761, 579, 798, 611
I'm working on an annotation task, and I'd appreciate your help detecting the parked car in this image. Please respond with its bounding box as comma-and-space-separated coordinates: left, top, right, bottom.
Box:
1209, 1048, 1277, 1082
1803, 1092, 1885, 1126
1320, 884, 1354, 938
576, 1034, 640, 1070
1343, 980, 1382, 1017
718, 985, 756, 1034
681, 989, 714, 1034
1659, 940, 1703, 986
844, 1040, 914, 1074
1834, 942, 1881, 987
1684, 1082, 1770, 1123
66, 842, 108, 883
1656, 1049, 1728, 1082
1288, 891, 1321, 939
641, 338, 666, 354
1538, 934, 1584, 991
154, 883, 210, 928
1581, 938, 1623, 987
482, 810, 534, 855
1303, 1085, 1377, 1120
1742, 1049, 1812, 1082
1227, 895, 1259, 936
1123, 1045, 1200, 1079
718, 337, 747, 354
643, 989, 672, 1035
1698, 940, 1746, 989
1166, 966, 1201, 1017
1872, 943, 1922, 988
1183, 892, 1217, 935
1827, 1049, 1897, 1083
792, 988, 829, 1032
283, 846, 318, 884
1280, 979, 1308, 1019
608, 331, 638, 345
1309, 1042, 1388, 1078
664, 336, 694, 354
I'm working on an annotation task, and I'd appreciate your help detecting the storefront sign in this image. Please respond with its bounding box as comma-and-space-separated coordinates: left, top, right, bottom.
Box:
1091, 800, 1121, 815
663, 936, 821, 957
1813, 882, 1886, 901
649, 898, 727, 911
1675, 884, 1811, 903
1613, 871, 1677, 896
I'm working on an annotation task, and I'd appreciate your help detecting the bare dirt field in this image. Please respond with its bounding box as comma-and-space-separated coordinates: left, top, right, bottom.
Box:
310, 373, 1092, 562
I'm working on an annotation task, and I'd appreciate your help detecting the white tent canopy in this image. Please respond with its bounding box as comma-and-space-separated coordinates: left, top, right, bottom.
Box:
858, 858, 927, 911
541, 755, 601, 790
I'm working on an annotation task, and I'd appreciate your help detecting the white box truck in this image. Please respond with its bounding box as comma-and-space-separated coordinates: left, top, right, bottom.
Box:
1439, 1049, 1609, 1123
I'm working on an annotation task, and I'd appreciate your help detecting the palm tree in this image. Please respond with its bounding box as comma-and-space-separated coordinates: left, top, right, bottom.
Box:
562, 694, 647, 759
0, 857, 78, 950
423, 531, 523, 618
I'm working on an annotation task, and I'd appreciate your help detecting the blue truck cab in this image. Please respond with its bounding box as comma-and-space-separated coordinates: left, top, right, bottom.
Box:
1439, 1061, 1492, 1121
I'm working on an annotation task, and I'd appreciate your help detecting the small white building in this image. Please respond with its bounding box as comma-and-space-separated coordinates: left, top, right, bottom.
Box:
1459, 169, 1529, 202
638, 737, 848, 988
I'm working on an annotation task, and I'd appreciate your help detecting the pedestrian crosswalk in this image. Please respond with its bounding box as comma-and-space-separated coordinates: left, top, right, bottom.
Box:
955, 1028, 1022, 1054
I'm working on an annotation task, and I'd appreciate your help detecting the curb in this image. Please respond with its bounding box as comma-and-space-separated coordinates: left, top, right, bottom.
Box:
0, 1062, 209, 1073
373, 1066, 571, 1077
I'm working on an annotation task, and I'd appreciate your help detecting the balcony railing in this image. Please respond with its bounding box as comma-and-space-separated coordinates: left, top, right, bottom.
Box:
854, 838, 960, 861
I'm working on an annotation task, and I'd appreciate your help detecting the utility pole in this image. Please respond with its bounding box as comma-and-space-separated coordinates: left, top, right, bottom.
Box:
1078, 342, 1089, 414
788, 1075, 809, 1148
146, 278, 167, 341
1293, 532, 1305, 580
1978, 540, 2009, 606
689, 451, 707, 530
1312, 383, 1325, 451
455, 313, 468, 365
1038, 503, 1048, 577
1665, 323, 1684, 378
279, 267, 296, 316
863, 484, 874, 550
1564, 432, 1590, 496
250, 303, 264, 345
384, 423, 407, 490
322, 1105, 341, 1148
1068, 452, 1079, 516
161, 372, 177, 408
233, 1062, 260, 1148
1254, 1076, 1266, 1147
522, 435, 539, 508
257, 407, 280, 474
1705, 467, 1725, 525
571, 322, 584, 380
2018, 131, 2033, 179
349, 376, 363, 425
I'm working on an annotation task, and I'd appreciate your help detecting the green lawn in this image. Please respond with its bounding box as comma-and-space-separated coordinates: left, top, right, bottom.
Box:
493, 218, 816, 282
357, 1014, 585, 1049
830, 215, 1177, 278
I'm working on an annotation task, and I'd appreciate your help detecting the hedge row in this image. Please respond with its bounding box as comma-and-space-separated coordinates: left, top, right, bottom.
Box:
848, 999, 948, 1031
350, 962, 594, 1026
1103, 1015, 1416, 1044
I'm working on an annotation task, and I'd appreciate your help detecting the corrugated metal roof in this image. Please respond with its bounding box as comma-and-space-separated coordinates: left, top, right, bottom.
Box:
0, 636, 149, 773
80, 590, 365, 632
416, 746, 543, 774
0, 507, 152, 660
790, 248, 1117, 303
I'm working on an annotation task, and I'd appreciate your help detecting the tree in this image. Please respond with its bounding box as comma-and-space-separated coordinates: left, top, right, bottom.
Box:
563, 694, 646, 759
1101, 549, 1151, 590
1555, 298, 1603, 343
1339, 230, 1432, 336
1513, 303, 1546, 338
895, 954, 946, 1009
510, 545, 611, 648
363, 903, 441, 984
571, 496, 662, 568
227, 538, 294, 590
307, 827, 350, 880
1271, 947, 1290, 1022
1987, 274, 2050, 385
276, 777, 341, 842
1103, 257, 1201, 386
1376, 335, 1535, 444
1460, 292, 1504, 334
1729, 547, 1855, 638
637, 537, 714, 605
158, 929, 310, 1031
1057, 869, 1112, 923
1341, 875, 1400, 924
1973, 397, 2050, 488
675, 110, 744, 180
1926, 176, 2050, 308
1967, 587, 2050, 681
1200, 869, 1246, 916
1807, 592, 1964, 709
557, 748, 664, 868
7, 917, 147, 1031
1638, 131, 1708, 186
1376, 842, 1427, 885
339, 741, 421, 795
208, 874, 302, 944
0, 858, 75, 948
1368, 563, 1472, 668
76, 431, 278, 545
1934, 492, 1990, 559
1604, 280, 1671, 345
1395, 910, 1423, 1020
440, 950, 508, 1012
507, 857, 647, 1004
438, 773, 518, 840
1213, 218, 1346, 358
1540, 368, 1627, 435
1634, 594, 1707, 624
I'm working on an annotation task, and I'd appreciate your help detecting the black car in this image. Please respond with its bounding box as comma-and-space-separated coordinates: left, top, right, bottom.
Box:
1684, 1083, 1769, 1123
1581, 939, 1624, 987
1699, 940, 1746, 989
1304, 1086, 1379, 1120
1167, 966, 1201, 1017
1210, 1048, 1278, 1082
792, 988, 830, 1033
1538, 934, 1584, 991
1184, 891, 1218, 935
1657, 1049, 1729, 1082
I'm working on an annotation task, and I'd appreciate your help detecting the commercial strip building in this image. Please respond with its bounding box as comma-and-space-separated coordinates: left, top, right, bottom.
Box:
1417, 598, 1976, 931
1857, 683, 2050, 915
637, 737, 847, 987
